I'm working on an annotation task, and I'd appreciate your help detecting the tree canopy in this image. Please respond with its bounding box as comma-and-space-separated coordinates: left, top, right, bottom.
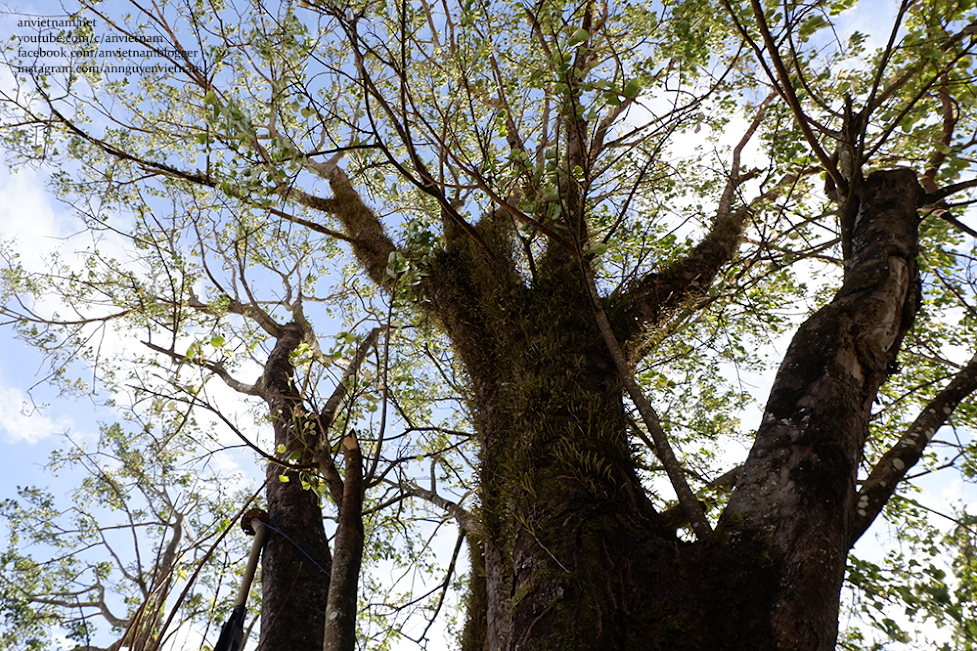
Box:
1, 0, 977, 649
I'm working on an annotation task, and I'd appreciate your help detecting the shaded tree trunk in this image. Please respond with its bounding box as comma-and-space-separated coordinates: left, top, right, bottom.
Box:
720, 168, 921, 649
260, 322, 332, 651
322, 433, 364, 651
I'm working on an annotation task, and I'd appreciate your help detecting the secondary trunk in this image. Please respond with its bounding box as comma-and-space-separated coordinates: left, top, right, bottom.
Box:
259, 321, 333, 651
720, 168, 922, 649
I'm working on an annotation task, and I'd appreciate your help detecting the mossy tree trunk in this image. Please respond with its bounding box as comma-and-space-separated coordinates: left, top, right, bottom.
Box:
323, 158, 925, 650
428, 243, 668, 650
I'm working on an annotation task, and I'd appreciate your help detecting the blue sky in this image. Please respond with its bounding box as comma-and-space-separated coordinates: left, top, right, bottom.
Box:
0, 164, 102, 491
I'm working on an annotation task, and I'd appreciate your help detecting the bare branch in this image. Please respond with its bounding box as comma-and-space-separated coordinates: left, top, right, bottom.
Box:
585, 266, 711, 539
314, 327, 384, 505
140, 340, 261, 396
851, 350, 977, 544
396, 482, 476, 534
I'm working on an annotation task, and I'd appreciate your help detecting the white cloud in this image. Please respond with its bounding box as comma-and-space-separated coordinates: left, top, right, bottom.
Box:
833, 0, 901, 52
0, 166, 67, 269
0, 380, 72, 443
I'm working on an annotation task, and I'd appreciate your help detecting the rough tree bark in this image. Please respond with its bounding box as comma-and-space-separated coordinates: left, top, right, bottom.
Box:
720, 167, 923, 649
259, 321, 333, 651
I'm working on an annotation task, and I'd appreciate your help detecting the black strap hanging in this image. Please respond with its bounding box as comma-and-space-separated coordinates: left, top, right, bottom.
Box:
213, 509, 268, 651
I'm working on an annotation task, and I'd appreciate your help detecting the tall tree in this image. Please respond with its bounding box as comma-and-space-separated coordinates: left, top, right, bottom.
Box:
3, 0, 977, 649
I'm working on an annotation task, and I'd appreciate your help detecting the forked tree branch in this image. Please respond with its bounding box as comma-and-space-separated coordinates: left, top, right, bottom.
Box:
43, 100, 373, 260
609, 99, 812, 348
314, 327, 384, 505
140, 340, 261, 396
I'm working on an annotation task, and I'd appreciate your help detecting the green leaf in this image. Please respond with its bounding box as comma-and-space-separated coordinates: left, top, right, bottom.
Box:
798, 15, 829, 39
585, 242, 609, 257
566, 28, 590, 48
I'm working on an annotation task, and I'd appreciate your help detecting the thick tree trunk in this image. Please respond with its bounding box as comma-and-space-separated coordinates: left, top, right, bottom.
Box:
259, 322, 332, 651
450, 169, 923, 651
428, 245, 670, 650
